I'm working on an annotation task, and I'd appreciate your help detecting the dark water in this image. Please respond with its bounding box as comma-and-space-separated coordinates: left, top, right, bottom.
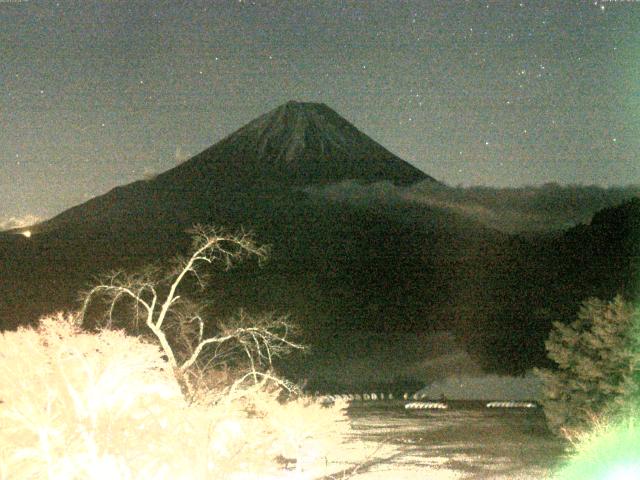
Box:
331, 401, 569, 479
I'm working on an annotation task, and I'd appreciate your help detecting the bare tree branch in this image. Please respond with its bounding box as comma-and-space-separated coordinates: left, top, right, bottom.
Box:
79, 226, 302, 399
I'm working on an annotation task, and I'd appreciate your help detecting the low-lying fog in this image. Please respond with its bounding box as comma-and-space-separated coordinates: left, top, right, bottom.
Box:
305, 181, 640, 233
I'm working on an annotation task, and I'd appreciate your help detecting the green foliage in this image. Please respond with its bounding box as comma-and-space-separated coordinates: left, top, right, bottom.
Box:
0, 313, 350, 479
552, 407, 640, 480
535, 296, 640, 436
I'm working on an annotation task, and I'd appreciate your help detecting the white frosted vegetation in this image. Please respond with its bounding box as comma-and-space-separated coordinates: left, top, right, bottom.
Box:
0, 313, 351, 479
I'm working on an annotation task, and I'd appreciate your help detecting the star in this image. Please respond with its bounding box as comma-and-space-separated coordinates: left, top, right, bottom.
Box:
1, 0, 637, 219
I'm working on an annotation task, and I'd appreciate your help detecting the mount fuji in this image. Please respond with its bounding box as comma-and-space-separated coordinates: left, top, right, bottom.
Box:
1, 101, 634, 389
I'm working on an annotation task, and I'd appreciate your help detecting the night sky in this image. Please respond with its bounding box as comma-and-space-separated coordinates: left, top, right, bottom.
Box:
2, 0, 638, 224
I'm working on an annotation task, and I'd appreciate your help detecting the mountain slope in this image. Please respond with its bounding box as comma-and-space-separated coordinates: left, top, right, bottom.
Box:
0, 101, 438, 328
32, 101, 432, 235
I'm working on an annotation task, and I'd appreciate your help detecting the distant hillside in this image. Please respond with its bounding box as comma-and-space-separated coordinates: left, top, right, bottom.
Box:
458, 197, 640, 373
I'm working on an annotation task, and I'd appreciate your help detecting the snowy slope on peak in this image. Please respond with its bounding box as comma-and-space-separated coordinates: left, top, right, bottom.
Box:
162, 101, 433, 187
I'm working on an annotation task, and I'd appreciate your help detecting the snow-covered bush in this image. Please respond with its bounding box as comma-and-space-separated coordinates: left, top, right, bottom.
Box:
0, 313, 350, 479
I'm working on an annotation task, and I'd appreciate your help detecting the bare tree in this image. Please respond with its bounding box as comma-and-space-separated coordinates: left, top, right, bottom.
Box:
80, 225, 304, 397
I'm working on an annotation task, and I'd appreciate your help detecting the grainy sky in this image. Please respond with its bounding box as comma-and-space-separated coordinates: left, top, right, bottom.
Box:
1, 0, 638, 222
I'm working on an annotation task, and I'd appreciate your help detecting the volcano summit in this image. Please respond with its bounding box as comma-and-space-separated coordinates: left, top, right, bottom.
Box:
162, 100, 432, 188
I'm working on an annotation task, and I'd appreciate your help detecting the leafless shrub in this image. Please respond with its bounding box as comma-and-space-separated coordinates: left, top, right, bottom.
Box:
80, 225, 303, 398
